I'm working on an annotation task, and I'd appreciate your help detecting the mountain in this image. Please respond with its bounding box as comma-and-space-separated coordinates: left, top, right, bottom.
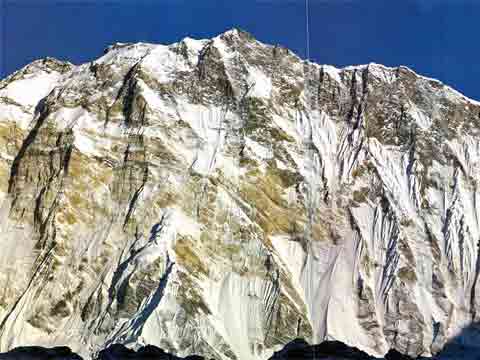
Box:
0, 28, 479, 360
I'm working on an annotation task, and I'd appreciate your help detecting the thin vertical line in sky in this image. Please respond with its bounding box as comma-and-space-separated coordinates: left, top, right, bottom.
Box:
305, 0, 310, 61
1, 0, 5, 77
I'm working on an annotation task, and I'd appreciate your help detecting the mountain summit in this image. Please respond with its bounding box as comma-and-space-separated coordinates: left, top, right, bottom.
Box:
0, 29, 479, 359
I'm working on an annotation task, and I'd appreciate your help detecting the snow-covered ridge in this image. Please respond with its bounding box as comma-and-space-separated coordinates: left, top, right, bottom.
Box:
3, 28, 479, 107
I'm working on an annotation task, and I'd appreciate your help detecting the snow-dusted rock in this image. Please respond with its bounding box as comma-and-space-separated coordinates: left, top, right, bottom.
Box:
0, 29, 479, 360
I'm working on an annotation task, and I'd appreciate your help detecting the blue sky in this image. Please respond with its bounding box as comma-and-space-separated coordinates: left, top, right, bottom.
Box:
1, 0, 479, 100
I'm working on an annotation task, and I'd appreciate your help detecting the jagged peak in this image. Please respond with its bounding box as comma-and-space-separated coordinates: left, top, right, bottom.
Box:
18, 57, 74, 75
99, 28, 255, 59
103, 42, 134, 54
338, 62, 480, 105
101, 41, 156, 58
4, 30, 480, 108
218, 27, 256, 41
0, 56, 73, 91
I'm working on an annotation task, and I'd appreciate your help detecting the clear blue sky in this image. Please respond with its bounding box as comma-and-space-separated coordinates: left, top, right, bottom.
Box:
1, 0, 479, 100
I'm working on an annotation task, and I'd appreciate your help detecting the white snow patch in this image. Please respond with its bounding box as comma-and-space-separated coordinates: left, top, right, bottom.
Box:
0, 103, 33, 129
322, 65, 342, 84
0, 71, 61, 107
247, 66, 272, 99
408, 102, 432, 129
142, 45, 190, 83
245, 138, 272, 161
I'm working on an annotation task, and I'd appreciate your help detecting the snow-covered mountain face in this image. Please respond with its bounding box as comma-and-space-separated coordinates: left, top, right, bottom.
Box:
0, 29, 479, 360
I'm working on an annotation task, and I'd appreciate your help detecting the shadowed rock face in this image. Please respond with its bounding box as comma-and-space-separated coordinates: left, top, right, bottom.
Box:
0, 341, 390, 360
0, 29, 480, 360
0, 333, 477, 360
269, 339, 374, 360
96, 344, 205, 360
0, 346, 82, 360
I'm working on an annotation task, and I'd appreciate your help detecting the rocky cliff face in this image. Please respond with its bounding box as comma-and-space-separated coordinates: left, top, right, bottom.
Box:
0, 29, 479, 360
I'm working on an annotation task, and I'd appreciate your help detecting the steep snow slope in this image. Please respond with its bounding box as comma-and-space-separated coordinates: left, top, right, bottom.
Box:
0, 29, 479, 360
